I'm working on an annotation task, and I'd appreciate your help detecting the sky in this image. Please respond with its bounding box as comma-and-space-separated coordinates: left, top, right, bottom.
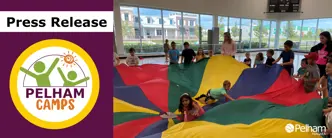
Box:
121, 6, 332, 30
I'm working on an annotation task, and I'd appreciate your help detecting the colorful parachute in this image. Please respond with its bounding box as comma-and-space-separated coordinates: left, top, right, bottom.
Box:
113, 56, 325, 138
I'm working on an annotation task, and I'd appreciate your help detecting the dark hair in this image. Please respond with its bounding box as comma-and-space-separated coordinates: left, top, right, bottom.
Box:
320, 31, 332, 42
301, 58, 308, 64
257, 52, 264, 61
197, 47, 204, 56
129, 48, 135, 53
165, 39, 169, 42
267, 49, 274, 55
328, 58, 332, 64
184, 42, 189, 46
171, 41, 176, 45
284, 40, 293, 48
223, 32, 233, 44
178, 94, 194, 113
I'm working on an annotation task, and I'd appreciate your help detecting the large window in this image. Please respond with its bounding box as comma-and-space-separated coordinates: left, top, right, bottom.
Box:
218, 16, 228, 41
200, 14, 213, 41
270, 21, 277, 48
279, 21, 288, 48
119, 5, 280, 54
163, 10, 182, 45
289, 20, 302, 50
251, 20, 261, 49
139, 8, 162, 53
318, 18, 332, 34
183, 12, 199, 47
241, 19, 251, 49
120, 6, 141, 53
229, 18, 240, 41
301, 19, 318, 51
261, 21, 271, 48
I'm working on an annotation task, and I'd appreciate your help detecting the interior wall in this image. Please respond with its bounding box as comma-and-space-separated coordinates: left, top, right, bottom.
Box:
278, 0, 332, 20
118, 0, 280, 20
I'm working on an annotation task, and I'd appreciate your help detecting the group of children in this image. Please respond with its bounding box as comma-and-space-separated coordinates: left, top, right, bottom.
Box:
243, 40, 295, 73
176, 80, 235, 122
167, 40, 206, 65
118, 40, 204, 67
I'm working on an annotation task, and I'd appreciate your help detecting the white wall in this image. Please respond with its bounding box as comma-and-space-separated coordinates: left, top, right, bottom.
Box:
279, 0, 332, 20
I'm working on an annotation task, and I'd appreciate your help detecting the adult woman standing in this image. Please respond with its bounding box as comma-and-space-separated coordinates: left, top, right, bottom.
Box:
221, 32, 237, 58
310, 31, 332, 77
164, 39, 170, 62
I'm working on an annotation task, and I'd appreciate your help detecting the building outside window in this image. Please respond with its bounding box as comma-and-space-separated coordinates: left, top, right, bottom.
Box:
157, 30, 162, 35
124, 13, 129, 21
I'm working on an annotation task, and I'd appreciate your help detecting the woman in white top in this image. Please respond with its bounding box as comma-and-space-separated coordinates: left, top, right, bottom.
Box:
221, 32, 237, 58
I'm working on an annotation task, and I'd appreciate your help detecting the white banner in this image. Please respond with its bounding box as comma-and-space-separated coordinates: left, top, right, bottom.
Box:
0, 11, 113, 32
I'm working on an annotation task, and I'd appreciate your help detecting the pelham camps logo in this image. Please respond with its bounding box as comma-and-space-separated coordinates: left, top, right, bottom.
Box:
10, 39, 99, 129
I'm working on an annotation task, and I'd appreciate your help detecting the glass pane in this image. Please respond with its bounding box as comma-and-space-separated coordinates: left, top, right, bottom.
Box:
279, 21, 288, 48
183, 12, 199, 50
163, 10, 183, 47
318, 18, 332, 34
200, 14, 213, 41
139, 8, 162, 53
218, 16, 228, 41
289, 20, 302, 50
120, 6, 141, 54
301, 19, 318, 51
240, 19, 251, 49
251, 20, 260, 49
229, 17, 240, 41
261, 21, 270, 48
270, 21, 277, 48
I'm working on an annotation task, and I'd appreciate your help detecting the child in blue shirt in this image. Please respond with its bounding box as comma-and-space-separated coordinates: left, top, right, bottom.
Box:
168, 41, 180, 64
273, 40, 295, 76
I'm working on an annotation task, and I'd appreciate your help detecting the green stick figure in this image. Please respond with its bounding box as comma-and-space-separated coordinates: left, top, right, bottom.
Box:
20, 58, 60, 87
57, 67, 90, 86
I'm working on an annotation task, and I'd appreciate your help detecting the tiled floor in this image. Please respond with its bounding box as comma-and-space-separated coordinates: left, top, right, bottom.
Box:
120, 51, 307, 72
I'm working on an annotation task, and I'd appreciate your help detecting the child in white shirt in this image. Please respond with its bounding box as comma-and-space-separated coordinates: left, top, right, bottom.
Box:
126, 48, 139, 66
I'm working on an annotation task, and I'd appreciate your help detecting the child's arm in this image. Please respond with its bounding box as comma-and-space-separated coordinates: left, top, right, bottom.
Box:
183, 111, 188, 122
272, 57, 281, 64
192, 102, 203, 116
281, 58, 294, 66
323, 108, 332, 115
125, 57, 130, 65
319, 76, 328, 97
224, 94, 235, 101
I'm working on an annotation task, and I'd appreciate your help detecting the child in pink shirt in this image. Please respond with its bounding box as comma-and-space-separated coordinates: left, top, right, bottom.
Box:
178, 93, 205, 122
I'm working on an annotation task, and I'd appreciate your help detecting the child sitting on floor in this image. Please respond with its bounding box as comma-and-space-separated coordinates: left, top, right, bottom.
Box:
178, 93, 205, 122
126, 48, 139, 66
294, 58, 307, 79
